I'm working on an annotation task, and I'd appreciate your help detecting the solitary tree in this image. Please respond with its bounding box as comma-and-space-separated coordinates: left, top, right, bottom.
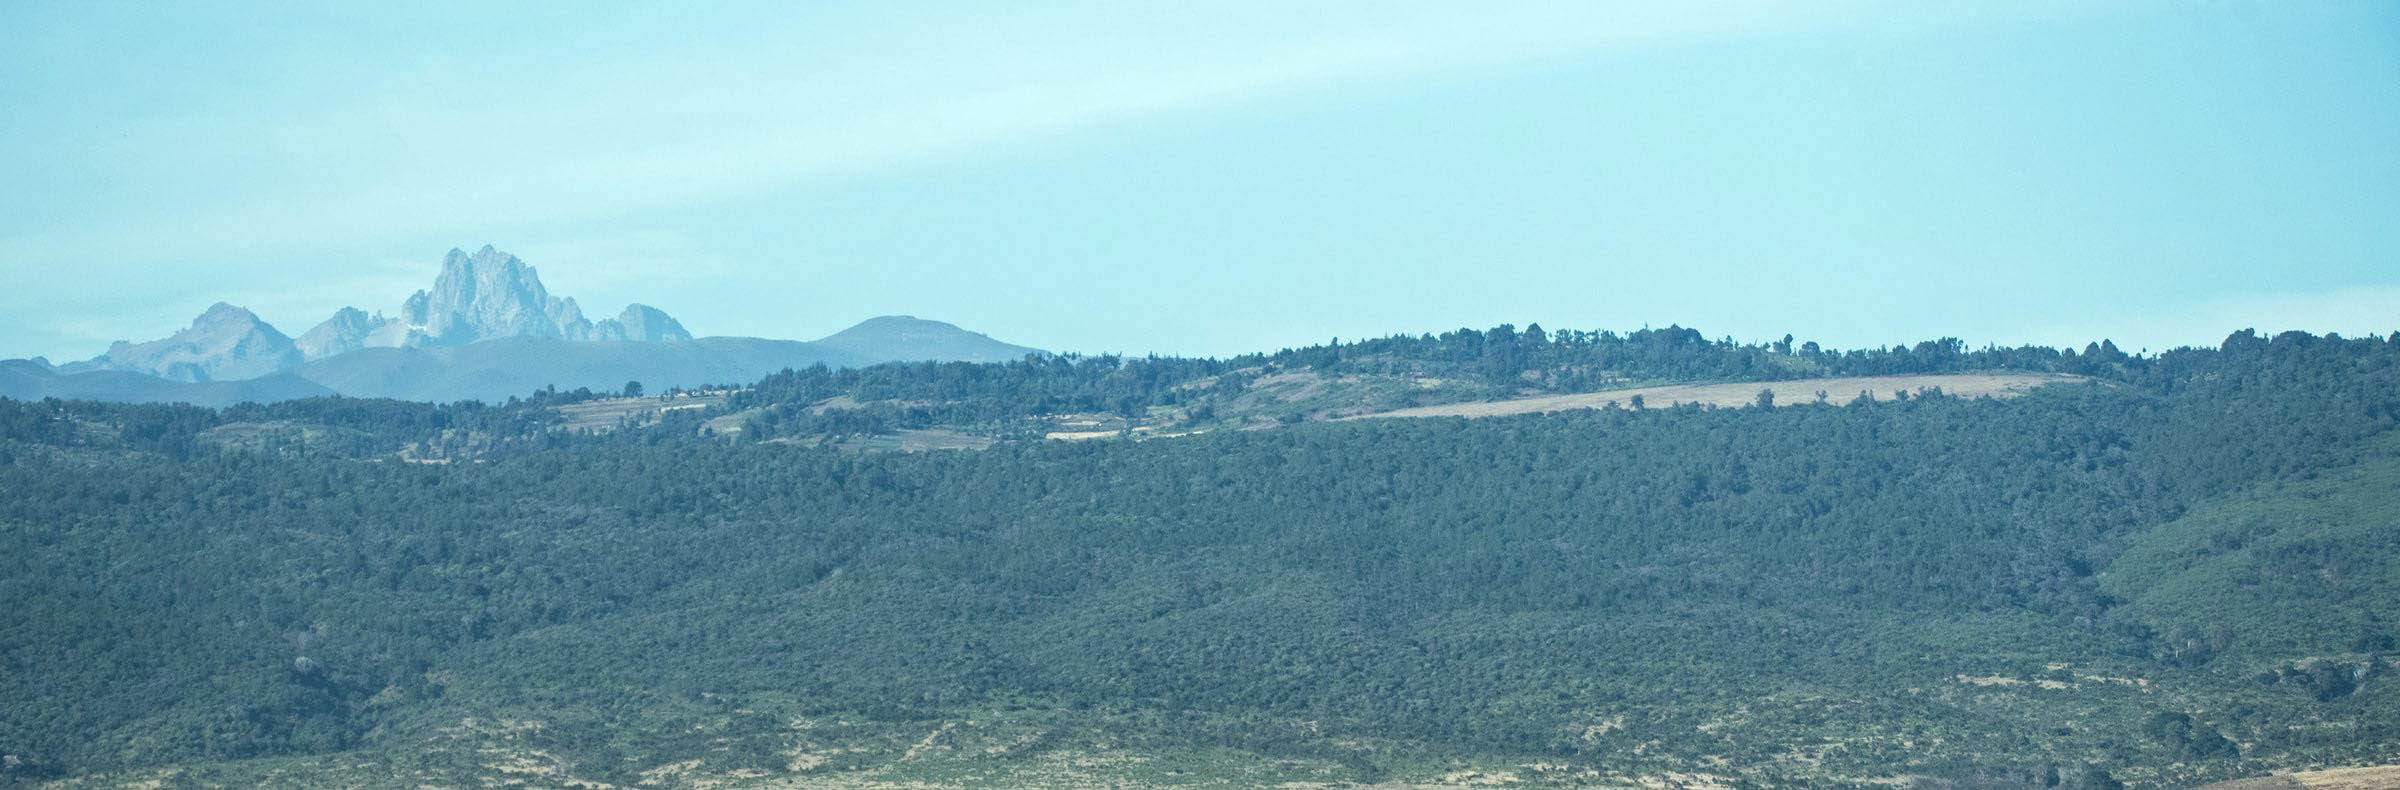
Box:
624, 380, 644, 398
1754, 388, 1775, 408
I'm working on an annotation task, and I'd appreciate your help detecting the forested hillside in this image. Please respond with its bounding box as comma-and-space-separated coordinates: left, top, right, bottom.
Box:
2, 327, 2397, 788
721, 324, 2150, 441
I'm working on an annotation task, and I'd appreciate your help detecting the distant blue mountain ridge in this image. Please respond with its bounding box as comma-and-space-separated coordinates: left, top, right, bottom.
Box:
8, 246, 1044, 405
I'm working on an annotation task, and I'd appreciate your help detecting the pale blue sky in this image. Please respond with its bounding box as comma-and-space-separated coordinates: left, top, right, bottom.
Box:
3, 1, 2395, 360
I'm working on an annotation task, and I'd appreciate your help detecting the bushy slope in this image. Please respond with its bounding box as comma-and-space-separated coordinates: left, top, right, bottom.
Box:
2104, 445, 2400, 667
2, 329, 2397, 787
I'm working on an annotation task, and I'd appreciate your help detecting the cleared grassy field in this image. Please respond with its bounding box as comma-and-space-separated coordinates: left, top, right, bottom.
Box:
553, 391, 730, 431
837, 427, 996, 452
2201, 765, 2400, 789
1348, 373, 2085, 419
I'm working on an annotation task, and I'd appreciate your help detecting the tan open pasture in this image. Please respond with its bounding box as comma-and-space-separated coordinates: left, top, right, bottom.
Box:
2200, 764, 2400, 789
1348, 373, 2086, 420
840, 428, 996, 452
554, 391, 731, 431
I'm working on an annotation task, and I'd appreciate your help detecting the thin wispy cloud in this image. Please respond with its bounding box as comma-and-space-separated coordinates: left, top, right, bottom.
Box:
1, 0, 2387, 362
1, 1, 2055, 265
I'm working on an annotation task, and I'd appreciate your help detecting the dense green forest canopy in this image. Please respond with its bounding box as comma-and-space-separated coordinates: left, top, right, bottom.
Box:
2, 325, 2397, 787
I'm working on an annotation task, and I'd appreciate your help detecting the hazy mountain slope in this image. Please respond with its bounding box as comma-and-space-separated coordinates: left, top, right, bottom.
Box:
294, 306, 379, 360
599, 303, 691, 342
813, 315, 1044, 363
294, 336, 870, 402
11, 314, 1033, 406
1, 359, 333, 407
59, 303, 304, 382
21, 249, 1041, 406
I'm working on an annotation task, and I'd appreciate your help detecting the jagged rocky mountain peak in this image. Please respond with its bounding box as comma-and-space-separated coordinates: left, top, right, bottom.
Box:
194, 301, 262, 327
290, 245, 688, 358
424, 245, 560, 343
296, 306, 379, 360
400, 290, 431, 325
20, 243, 1037, 398
613, 304, 692, 343
64, 301, 302, 382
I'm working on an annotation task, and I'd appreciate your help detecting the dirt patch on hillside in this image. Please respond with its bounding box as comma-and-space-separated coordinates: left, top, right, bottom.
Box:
1347, 373, 2084, 420
1955, 674, 2070, 690
2201, 764, 2400, 789
808, 394, 864, 414
556, 391, 729, 431
837, 428, 996, 452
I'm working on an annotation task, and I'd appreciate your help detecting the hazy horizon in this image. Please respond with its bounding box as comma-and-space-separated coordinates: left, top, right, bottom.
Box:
5, 1, 2396, 361
9, 8, 2400, 785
